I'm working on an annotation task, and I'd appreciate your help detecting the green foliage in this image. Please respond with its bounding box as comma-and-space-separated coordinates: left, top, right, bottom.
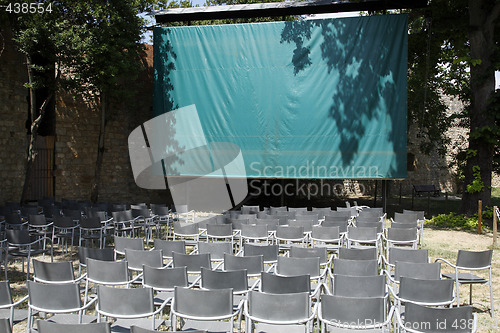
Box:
466, 165, 485, 194
429, 212, 482, 231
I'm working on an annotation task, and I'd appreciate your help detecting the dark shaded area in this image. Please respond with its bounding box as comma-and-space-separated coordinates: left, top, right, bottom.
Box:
155, 0, 427, 23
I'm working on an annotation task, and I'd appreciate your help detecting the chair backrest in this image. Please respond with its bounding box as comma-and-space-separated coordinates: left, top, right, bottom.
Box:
33, 259, 75, 283
86, 258, 129, 284
131, 208, 151, 219
201, 267, 248, 293
394, 262, 441, 282
269, 206, 287, 215
391, 221, 418, 229
28, 214, 48, 226
86, 211, 107, 221
399, 277, 454, 305
260, 271, 310, 294
125, 249, 163, 271
404, 303, 474, 332
288, 207, 308, 214
276, 256, 320, 278
243, 243, 278, 263
347, 226, 378, 241
254, 218, 279, 231
229, 218, 248, 231
224, 253, 263, 276
387, 248, 428, 265
6, 229, 31, 244
174, 204, 189, 214
114, 236, 144, 254
78, 247, 114, 266
143, 265, 188, 290
247, 291, 310, 322
206, 224, 233, 237
97, 285, 154, 316
311, 207, 332, 219
339, 248, 377, 260
151, 206, 170, 216
53, 215, 75, 228
333, 274, 386, 297
288, 219, 314, 232
387, 227, 418, 242
28, 281, 81, 311
356, 221, 383, 234
333, 259, 379, 276
0, 318, 10, 333
289, 246, 327, 265
0, 281, 13, 307
322, 220, 348, 233
326, 210, 351, 219
153, 239, 186, 258
403, 209, 425, 220
320, 294, 385, 326
173, 221, 199, 236
394, 212, 418, 223
241, 205, 260, 215
198, 241, 233, 260
172, 252, 211, 273
5, 213, 23, 226
237, 214, 257, 222
37, 321, 111, 333
241, 224, 268, 238
174, 286, 233, 317
79, 216, 102, 229
275, 226, 304, 239
456, 249, 492, 269
311, 226, 340, 241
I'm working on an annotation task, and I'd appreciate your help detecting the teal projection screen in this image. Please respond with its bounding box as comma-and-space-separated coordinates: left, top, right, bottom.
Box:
153, 14, 407, 179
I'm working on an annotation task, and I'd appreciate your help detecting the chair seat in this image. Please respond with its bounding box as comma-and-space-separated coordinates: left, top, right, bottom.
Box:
442, 272, 488, 284
44, 313, 96, 325
255, 323, 307, 333
181, 318, 233, 333
0, 308, 29, 324
153, 291, 174, 306
111, 317, 162, 333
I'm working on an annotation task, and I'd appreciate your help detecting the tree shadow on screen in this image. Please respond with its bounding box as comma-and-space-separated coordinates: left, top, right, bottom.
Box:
280, 17, 405, 176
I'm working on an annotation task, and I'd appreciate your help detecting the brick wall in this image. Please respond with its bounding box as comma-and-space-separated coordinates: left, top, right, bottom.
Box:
0, 25, 29, 204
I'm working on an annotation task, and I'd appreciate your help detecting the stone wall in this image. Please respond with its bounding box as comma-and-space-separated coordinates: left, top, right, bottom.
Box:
0, 25, 29, 204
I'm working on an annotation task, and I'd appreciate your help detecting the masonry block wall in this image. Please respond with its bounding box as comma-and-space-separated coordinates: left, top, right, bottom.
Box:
0, 25, 29, 204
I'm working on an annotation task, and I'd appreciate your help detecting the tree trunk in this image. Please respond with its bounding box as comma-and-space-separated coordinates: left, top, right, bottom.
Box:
90, 92, 107, 204
459, 1, 499, 215
20, 56, 53, 204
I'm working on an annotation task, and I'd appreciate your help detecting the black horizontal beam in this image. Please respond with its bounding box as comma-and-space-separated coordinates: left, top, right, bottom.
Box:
154, 0, 428, 23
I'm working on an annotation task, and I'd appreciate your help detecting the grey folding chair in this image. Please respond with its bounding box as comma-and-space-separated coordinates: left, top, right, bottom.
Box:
205, 223, 234, 243
142, 265, 190, 308
33, 259, 84, 284
96, 285, 167, 332
224, 253, 264, 286
333, 274, 386, 298
78, 246, 114, 276
243, 243, 279, 265
84, 258, 137, 303
200, 267, 250, 307
396, 303, 477, 333
390, 262, 441, 286
339, 247, 377, 260
383, 227, 418, 251
79, 216, 106, 249
260, 271, 311, 295
275, 225, 307, 249
390, 276, 455, 312
125, 248, 163, 275
172, 222, 200, 246
197, 241, 233, 268
346, 226, 381, 254
153, 239, 186, 263
172, 252, 210, 284
311, 207, 332, 219
171, 286, 240, 332
241, 205, 260, 215
332, 258, 379, 277
113, 236, 144, 260
0, 281, 28, 329
240, 224, 271, 246
27, 281, 97, 331
310, 225, 342, 252
37, 320, 111, 333
244, 291, 316, 333
52, 215, 78, 259
318, 294, 392, 333
436, 249, 494, 316
381, 248, 428, 281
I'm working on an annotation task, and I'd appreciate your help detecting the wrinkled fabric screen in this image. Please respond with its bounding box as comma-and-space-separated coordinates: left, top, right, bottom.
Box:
153, 14, 407, 179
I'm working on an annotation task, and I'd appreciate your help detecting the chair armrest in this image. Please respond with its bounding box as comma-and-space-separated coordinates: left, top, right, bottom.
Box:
435, 257, 456, 268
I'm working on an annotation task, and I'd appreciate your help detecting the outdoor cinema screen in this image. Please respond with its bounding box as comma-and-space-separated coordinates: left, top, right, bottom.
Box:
153, 14, 407, 179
